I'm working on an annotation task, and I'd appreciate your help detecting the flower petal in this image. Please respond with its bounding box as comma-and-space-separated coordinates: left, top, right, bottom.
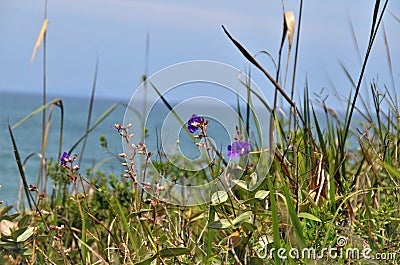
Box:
60, 152, 70, 166
227, 141, 250, 158
187, 114, 203, 134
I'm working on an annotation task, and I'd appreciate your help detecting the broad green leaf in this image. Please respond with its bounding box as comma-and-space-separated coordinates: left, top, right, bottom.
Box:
208, 219, 231, 229
22, 248, 33, 256
16, 227, 34, 242
11, 227, 28, 241
255, 190, 270, 200
211, 191, 229, 205
232, 179, 248, 191
159, 247, 191, 258
242, 222, 257, 233
18, 215, 31, 229
298, 212, 322, 223
232, 211, 252, 228
248, 172, 258, 190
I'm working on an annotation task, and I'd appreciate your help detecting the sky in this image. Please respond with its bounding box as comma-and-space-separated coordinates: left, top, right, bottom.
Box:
1, 0, 399, 109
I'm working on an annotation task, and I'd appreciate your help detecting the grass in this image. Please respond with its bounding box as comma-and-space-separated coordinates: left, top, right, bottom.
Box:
1, 0, 399, 264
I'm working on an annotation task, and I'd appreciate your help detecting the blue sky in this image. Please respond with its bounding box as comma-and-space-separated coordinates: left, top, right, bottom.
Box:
1, 0, 399, 108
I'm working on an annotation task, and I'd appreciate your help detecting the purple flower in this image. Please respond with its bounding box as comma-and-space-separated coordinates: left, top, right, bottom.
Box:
227, 141, 250, 158
187, 114, 203, 134
60, 152, 71, 166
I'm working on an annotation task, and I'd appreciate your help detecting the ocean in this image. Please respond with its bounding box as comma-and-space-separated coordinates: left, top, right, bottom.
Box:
0, 92, 127, 206
0, 91, 262, 205
0, 91, 362, 206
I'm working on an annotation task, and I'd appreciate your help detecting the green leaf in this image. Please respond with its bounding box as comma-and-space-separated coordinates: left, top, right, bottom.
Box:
298, 212, 322, 223
18, 215, 31, 228
11, 227, 26, 241
0, 206, 13, 216
22, 248, 33, 256
208, 219, 231, 229
159, 247, 191, 258
248, 172, 259, 190
232, 179, 249, 191
211, 191, 229, 205
16, 227, 34, 242
134, 255, 156, 265
242, 222, 257, 233
232, 211, 252, 228
188, 211, 205, 223
255, 190, 270, 200
381, 161, 400, 180
0, 241, 22, 250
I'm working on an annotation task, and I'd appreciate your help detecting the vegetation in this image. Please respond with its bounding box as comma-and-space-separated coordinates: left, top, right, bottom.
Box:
1, 0, 399, 264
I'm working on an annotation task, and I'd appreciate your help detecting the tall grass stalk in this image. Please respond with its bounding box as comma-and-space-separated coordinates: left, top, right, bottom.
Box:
40, 0, 48, 196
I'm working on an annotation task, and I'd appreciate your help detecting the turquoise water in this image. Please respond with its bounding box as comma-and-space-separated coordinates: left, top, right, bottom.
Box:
0, 90, 273, 205
0, 91, 362, 206
0, 91, 253, 205
0, 92, 126, 205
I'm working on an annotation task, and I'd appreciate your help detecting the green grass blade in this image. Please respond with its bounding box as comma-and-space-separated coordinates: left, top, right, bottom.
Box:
338, 60, 356, 89
347, 15, 362, 65
12, 99, 63, 130
73, 233, 109, 264
266, 175, 280, 255
380, 161, 400, 181
282, 182, 306, 247
8, 125, 33, 210
111, 197, 138, 252
290, 0, 303, 101
390, 11, 400, 23
342, 0, 389, 144
370, 0, 381, 41
382, 23, 396, 93
80, 206, 87, 264
206, 206, 215, 260
312, 106, 330, 169
79, 60, 99, 165
222, 25, 296, 111
56, 100, 64, 161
